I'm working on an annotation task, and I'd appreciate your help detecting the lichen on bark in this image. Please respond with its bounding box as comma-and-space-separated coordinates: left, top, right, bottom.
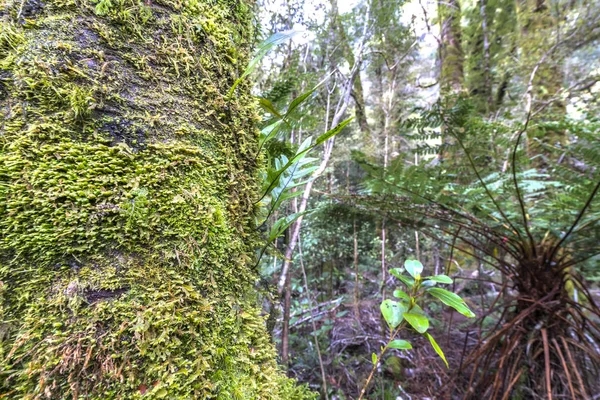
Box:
0, 0, 314, 398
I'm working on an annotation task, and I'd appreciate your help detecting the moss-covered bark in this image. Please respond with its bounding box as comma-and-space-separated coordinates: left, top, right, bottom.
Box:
438, 0, 464, 95
517, 0, 566, 147
437, 0, 464, 163
0, 0, 314, 398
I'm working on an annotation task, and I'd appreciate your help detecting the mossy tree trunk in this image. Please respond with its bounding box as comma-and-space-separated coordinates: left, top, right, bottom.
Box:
438, 0, 464, 96
517, 0, 567, 151
464, 0, 492, 114
0, 0, 313, 398
438, 0, 464, 163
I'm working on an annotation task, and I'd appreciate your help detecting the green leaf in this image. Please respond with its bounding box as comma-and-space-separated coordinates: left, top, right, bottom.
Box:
258, 137, 312, 203
392, 289, 410, 301
257, 97, 283, 119
404, 259, 423, 278
389, 268, 404, 279
425, 333, 448, 368
372, 353, 378, 365
388, 339, 412, 350
427, 287, 476, 318
284, 86, 318, 118
267, 211, 310, 243
380, 299, 406, 329
393, 273, 415, 288
258, 120, 284, 148
404, 312, 429, 333
257, 118, 350, 205
424, 274, 453, 284
315, 117, 353, 145
229, 30, 302, 97
421, 280, 437, 288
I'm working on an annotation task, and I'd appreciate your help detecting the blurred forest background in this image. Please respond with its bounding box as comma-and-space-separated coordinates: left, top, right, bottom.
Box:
251, 0, 600, 398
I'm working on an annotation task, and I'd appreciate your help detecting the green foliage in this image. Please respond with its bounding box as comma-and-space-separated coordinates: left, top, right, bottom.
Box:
229, 29, 302, 97
256, 77, 353, 250
427, 288, 476, 318
380, 299, 406, 329
403, 259, 423, 278
361, 259, 474, 397
356, 99, 600, 270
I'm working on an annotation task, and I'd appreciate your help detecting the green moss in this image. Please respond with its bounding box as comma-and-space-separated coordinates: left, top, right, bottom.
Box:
0, 0, 314, 398
517, 0, 566, 147
438, 0, 464, 94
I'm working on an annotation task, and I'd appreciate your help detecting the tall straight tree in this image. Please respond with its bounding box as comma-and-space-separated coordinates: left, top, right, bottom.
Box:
437, 0, 465, 163
517, 0, 566, 148
438, 0, 464, 95
0, 0, 312, 398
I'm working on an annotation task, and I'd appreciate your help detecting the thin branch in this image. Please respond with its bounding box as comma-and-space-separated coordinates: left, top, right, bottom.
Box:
298, 237, 329, 400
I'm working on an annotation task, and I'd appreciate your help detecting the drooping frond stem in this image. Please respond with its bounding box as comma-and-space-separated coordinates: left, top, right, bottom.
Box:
510, 125, 537, 257
548, 180, 600, 263
379, 177, 526, 254
452, 132, 524, 242
446, 226, 461, 274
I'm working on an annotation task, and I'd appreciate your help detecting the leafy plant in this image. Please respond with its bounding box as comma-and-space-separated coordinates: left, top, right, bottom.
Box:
353, 101, 600, 398
228, 30, 302, 98
242, 32, 352, 264
358, 259, 475, 399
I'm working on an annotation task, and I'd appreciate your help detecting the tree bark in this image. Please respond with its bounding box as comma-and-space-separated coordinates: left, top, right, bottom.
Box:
438, 0, 465, 163
0, 1, 310, 398
438, 0, 465, 95
517, 0, 566, 148
331, 0, 371, 137
353, 219, 360, 318
479, 0, 493, 113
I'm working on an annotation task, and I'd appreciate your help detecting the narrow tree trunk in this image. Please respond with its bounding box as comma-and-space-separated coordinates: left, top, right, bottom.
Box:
517, 0, 567, 149
438, 0, 465, 95
353, 219, 360, 318
0, 1, 310, 398
480, 0, 493, 113
438, 0, 465, 162
281, 263, 292, 366
331, 0, 371, 137
276, 8, 371, 295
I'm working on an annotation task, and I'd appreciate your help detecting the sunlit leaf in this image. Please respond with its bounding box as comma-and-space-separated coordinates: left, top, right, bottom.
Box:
425, 333, 448, 368
425, 274, 453, 284
380, 299, 406, 329
392, 289, 410, 301
388, 339, 412, 350
404, 312, 429, 333
404, 259, 423, 278
427, 287, 476, 318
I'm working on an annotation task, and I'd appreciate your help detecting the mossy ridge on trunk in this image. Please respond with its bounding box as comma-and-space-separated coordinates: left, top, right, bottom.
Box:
0, 0, 314, 398
517, 0, 566, 151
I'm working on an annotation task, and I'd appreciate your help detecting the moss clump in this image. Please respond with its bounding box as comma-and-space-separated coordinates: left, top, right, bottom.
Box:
0, 0, 314, 398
